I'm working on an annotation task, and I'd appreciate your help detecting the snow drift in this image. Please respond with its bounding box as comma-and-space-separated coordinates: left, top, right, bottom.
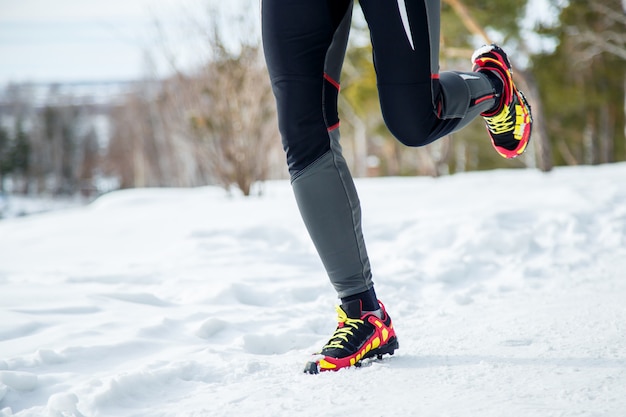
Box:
1, 163, 625, 417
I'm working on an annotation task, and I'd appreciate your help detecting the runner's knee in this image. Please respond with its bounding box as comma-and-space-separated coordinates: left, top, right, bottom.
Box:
381, 102, 439, 147
378, 84, 440, 147
272, 78, 330, 173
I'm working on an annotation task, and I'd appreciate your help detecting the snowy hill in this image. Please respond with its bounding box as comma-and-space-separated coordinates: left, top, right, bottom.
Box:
1, 164, 625, 417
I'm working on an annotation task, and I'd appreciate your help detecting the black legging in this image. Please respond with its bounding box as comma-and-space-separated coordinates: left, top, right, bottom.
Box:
262, 0, 492, 175
262, 0, 496, 305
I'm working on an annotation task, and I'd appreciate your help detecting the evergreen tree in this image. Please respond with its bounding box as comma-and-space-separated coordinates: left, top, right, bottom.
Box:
534, 0, 626, 165
0, 126, 10, 191
12, 124, 30, 176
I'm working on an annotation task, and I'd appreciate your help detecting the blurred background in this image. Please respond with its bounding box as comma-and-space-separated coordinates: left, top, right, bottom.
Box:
0, 0, 624, 212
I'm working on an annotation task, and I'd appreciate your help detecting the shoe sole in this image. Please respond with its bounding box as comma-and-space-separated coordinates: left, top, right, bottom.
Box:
303, 336, 400, 374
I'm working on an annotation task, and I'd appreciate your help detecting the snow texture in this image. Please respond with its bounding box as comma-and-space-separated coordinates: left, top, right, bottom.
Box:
1, 163, 625, 417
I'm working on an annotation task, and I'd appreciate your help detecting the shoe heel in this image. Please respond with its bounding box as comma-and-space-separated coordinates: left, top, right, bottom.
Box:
376, 336, 399, 359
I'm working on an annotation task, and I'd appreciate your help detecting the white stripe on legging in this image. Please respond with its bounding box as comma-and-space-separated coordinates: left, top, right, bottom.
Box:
397, 0, 415, 50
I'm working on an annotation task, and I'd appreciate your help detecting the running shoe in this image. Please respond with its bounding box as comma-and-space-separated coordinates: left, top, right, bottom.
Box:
304, 300, 398, 374
472, 44, 533, 159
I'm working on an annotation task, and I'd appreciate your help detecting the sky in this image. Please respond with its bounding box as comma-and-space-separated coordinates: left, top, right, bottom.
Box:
0, 0, 258, 84
0, 0, 558, 86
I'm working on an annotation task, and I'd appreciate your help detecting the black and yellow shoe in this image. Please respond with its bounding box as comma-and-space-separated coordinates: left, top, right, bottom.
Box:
472, 44, 533, 159
304, 300, 398, 374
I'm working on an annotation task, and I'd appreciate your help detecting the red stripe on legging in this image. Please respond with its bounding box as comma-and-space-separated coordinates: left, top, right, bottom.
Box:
327, 121, 340, 131
324, 73, 340, 91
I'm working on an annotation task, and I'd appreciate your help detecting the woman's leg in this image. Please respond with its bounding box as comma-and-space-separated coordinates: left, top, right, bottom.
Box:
262, 0, 378, 311
359, 0, 499, 146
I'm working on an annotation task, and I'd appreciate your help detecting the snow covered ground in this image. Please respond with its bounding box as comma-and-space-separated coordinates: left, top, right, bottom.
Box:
0, 194, 85, 221
1, 163, 625, 417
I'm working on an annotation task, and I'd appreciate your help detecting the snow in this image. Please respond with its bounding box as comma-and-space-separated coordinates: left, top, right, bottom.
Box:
1, 163, 625, 417
0, 194, 84, 220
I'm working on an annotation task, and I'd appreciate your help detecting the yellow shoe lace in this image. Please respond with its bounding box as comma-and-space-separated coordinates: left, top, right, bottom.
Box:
485, 102, 514, 135
323, 305, 365, 350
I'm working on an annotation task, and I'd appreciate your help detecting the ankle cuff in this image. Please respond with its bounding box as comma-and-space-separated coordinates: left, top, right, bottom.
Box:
341, 287, 378, 312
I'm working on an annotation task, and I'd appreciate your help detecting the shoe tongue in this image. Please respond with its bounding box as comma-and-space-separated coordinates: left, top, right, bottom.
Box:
340, 299, 363, 319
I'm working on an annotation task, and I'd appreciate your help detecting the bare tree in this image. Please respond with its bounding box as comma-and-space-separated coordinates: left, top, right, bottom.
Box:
103, 6, 282, 196
185, 44, 281, 195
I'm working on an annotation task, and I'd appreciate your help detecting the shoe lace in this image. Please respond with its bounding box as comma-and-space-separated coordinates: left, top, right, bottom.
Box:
323, 305, 365, 350
485, 102, 514, 135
